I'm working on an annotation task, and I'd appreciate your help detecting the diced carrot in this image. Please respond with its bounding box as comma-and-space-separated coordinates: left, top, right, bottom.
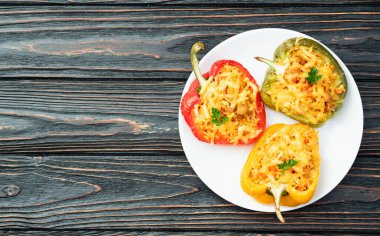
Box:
268, 165, 278, 172
335, 88, 343, 94
257, 172, 267, 179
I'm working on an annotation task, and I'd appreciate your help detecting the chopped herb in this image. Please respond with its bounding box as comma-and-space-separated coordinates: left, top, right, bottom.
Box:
211, 108, 229, 126
221, 116, 229, 124
306, 67, 322, 84
196, 86, 201, 94
278, 159, 299, 179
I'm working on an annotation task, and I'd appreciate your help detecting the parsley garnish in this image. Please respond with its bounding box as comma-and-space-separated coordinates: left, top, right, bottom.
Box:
196, 86, 201, 94
306, 67, 322, 84
211, 108, 229, 126
277, 159, 299, 179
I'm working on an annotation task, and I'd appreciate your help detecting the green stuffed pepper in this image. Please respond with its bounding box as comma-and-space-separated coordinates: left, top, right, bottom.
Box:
256, 37, 347, 127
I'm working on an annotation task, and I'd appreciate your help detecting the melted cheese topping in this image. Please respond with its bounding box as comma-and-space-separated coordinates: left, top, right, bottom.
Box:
193, 64, 261, 145
267, 45, 345, 125
249, 124, 319, 191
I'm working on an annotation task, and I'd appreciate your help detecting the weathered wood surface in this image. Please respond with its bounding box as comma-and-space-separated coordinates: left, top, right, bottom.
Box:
0, 2, 378, 234
0, 1, 379, 5
0, 231, 351, 236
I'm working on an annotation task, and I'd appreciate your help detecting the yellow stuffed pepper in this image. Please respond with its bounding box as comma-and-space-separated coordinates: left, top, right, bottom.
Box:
241, 123, 320, 223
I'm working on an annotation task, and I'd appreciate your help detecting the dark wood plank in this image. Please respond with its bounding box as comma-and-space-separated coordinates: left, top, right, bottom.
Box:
0, 6, 378, 78
0, 231, 351, 236
0, 0, 378, 5
0, 79, 377, 155
0, 79, 180, 154
0, 155, 378, 232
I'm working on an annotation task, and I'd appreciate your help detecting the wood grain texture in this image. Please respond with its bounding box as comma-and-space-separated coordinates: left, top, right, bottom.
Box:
0, 155, 378, 232
0, 2, 378, 234
0, 80, 179, 154
0, 231, 349, 236
0, 6, 378, 78
0, 0, 379, 5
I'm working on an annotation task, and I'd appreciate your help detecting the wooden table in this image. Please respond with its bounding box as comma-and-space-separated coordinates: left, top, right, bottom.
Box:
0, 1, 379, 234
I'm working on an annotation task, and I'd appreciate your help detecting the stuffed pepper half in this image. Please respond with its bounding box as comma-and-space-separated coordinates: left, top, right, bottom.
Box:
241, 123, 320, 223
256, 37, 347, 127
181, 42, 266, 145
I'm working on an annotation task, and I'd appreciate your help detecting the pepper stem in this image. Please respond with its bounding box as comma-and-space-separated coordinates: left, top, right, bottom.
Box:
271, 184, 286, 223
255, 56, 285, 75
191, 42, 207, 88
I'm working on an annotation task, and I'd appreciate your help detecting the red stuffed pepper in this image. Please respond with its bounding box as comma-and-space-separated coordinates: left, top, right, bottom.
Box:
181, 42, 266, 145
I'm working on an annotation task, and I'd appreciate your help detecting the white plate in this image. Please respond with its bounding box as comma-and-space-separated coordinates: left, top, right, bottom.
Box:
178, 28, 363, 212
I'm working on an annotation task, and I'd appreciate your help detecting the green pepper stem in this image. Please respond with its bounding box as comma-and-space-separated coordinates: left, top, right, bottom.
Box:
255, 56, 285, 75
191, 42, 207, 88
271, 184, 286, 223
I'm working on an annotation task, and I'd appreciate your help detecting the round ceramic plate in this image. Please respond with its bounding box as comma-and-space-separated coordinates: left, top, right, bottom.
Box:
178, 28, 363, 212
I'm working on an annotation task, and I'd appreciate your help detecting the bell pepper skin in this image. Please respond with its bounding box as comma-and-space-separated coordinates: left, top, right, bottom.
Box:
180, 42, 266, 144
258, 37, 347, 127
180, 72, 209, 143
241, 123, 320, 223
